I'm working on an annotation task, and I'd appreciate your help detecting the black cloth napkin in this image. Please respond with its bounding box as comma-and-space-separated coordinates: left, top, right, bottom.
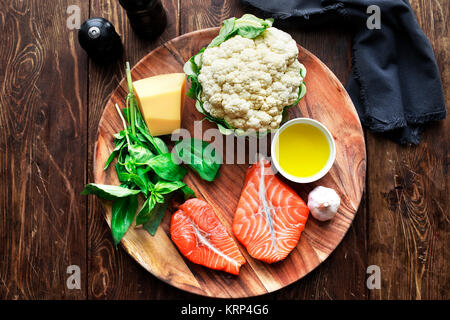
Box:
242, 0, 446, 144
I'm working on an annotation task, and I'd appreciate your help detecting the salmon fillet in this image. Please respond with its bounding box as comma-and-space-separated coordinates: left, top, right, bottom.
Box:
170, 198, 246, 275
232, 158, 310, 263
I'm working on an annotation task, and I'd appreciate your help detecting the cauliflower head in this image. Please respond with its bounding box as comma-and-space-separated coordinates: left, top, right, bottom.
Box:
197, 27, 305, 132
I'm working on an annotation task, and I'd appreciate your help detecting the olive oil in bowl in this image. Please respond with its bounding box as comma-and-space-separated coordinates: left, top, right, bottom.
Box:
272, 118, 336, 183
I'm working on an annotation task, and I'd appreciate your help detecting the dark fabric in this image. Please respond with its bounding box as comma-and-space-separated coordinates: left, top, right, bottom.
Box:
242, 0, 446, 144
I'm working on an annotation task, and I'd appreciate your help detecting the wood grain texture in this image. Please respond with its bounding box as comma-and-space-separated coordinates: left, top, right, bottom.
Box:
367, 0, 449, 300
0, 0, 88, 299
93, 28, 366, 298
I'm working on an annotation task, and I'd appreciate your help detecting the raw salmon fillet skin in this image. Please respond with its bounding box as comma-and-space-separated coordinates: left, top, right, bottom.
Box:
232, 158, 310, 263
170, 198, 246, 275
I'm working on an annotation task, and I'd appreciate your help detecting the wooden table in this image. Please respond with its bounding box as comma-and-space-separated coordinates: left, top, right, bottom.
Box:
0, 0, 448, 300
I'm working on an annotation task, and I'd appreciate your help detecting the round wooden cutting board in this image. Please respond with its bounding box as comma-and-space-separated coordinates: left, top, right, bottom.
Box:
93, 28, 366, 298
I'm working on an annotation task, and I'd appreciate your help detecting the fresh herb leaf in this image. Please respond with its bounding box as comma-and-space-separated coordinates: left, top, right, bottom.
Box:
81, 183, 140, 200
123, 107, 168, 155
137, 126, 167, 155
128, 143, 155, 164
111, 195, 138, 246
152, 137, 169, 154
148, 153, 188, 181
142, 200, 170, 236
208, 18, 236, 47
180, 185, 196, 200
113, 130, 127, 140
124, 154, 137, 174
117, 171, 148, 196
208, 15, 273, 48
135, 194, 156, 226
154, 180, 186, 195
104, 137, 127, 170
235, 15, 273, 38
174, 138, 221, 181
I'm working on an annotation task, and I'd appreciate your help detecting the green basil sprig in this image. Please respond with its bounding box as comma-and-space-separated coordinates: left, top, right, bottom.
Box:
82, 62, 221, 246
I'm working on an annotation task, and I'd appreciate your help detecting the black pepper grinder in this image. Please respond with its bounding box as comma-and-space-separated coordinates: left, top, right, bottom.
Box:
78, 17, 123, 63
118, 0, 167, 39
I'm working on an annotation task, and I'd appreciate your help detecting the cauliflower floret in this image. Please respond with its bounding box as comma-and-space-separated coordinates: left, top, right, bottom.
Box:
198, 27, 305, 132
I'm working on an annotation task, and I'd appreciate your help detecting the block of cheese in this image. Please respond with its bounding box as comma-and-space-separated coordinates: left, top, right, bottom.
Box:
133, 73, 186, 136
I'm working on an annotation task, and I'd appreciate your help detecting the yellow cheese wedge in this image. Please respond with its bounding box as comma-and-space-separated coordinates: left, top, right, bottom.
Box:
133, 73, 186, 136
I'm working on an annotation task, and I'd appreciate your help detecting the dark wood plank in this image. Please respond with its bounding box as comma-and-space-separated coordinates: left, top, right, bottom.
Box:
179, 0, 368, 299
0, 0, 88, 299
367, 0, 449, 300
87, 0, 197, 299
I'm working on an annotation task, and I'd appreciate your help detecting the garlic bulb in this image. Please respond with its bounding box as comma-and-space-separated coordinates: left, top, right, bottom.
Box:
307, 186, 340, 221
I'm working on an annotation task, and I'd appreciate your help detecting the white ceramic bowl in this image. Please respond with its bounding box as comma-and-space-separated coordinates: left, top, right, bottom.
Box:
271, 118, 336, 184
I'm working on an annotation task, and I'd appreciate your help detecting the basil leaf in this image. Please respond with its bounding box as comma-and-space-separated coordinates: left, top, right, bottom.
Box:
142, 200, 170, 236
174, 138, 221, 182
235, 14, 273, 36
118, 145, 128, 164
128, 143, 154, 164
235, 25, 266, 38
81, 183, 140, 200
115, 162, 128, 177
152, 137, 169, 154
117, 171, 148, 196
148, 153, 187, 181
208, 18, 236, 47
104, 137, 126, 170
153, 192, 164, 203
124, 154, 136, 173
136, 166, 151, 184
104, 151, 118, 171
135, 117, 169, 154
123, 107, 168, 155
154, 181, 186, 195
208, 14, 273, 48
113, 130, 127, 140
135, 195, 156, 226
137, 127, 167, 155
111, 195, 138, 246
180, 185, 196, 200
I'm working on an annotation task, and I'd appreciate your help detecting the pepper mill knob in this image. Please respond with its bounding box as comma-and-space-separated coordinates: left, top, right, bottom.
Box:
78, 17, 123, 63
87, 26, 101, 39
